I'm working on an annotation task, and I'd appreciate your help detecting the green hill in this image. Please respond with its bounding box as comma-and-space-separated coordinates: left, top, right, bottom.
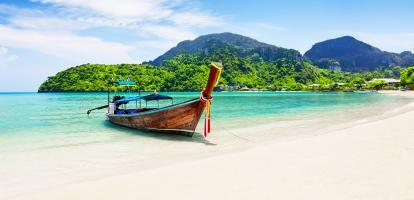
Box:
145, 32, 302, 66
38, 33, 402, 92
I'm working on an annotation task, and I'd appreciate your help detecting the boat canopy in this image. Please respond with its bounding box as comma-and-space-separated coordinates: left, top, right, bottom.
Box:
114, 94, 173, 103
141, 94, 173, 101
114, 96, 141, 103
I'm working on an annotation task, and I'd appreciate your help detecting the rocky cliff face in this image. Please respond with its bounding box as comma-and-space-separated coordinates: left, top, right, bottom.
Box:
304, 36, 414, 72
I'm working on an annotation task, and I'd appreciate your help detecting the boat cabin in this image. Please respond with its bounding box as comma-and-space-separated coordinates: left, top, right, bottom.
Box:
106, 79, 174, 115
111, 93, 173, 115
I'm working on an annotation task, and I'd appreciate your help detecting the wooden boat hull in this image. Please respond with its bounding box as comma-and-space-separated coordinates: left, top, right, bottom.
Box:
105, 62, 222, 136
107, 98, 205, 135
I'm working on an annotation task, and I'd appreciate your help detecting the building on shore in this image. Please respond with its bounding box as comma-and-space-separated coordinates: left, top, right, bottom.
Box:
368, 78, 400, 84
368, 78, 401, 88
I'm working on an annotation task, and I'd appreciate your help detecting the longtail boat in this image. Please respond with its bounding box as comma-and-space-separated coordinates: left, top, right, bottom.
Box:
87, 63, 222, 137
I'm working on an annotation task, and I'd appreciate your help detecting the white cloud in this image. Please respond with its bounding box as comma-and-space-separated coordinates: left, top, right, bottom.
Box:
0, 1, 224, 91
0, 25, 134, 63
9, 16, 89, 31
31, 0, 222, 28
0, 0, 223, 62
0, 46, 18, 67
34, 0, 173, 19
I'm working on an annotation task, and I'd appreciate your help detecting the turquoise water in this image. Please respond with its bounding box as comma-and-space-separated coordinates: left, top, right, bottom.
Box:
1, 91, 413, 197
0, 91, 410, 136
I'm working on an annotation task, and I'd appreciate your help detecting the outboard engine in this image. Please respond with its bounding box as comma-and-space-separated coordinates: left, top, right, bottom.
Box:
108, 103, 116, 114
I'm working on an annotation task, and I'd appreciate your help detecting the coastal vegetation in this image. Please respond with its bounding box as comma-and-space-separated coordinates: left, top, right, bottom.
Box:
38, 54, 408, 92
368, 80, 388, 90
401, 66, 414, 89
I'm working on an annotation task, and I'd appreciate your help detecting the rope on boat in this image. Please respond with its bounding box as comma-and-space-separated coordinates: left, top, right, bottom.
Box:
200, 62, 222, 138
200, 89, 212, 137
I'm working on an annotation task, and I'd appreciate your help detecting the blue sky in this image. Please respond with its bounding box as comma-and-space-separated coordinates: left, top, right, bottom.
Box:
0, 0, 413, 91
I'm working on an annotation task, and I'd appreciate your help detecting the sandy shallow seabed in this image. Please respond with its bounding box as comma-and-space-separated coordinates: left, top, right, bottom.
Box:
6, 91, 414, 200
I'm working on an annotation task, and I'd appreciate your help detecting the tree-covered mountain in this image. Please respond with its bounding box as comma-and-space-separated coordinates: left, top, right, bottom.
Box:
304, 36, 414, 72
145, 32, 302, 66
38, 33, 408, 92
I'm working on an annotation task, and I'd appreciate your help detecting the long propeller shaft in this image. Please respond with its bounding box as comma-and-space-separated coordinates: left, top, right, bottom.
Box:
87, 105, 108, 115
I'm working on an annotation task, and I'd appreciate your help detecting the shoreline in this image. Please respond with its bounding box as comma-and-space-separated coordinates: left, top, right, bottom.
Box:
6, 90, 414, 200
32, 89, 413, 93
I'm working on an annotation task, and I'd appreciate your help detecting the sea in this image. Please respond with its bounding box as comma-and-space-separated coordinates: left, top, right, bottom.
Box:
0, 91, 413, 198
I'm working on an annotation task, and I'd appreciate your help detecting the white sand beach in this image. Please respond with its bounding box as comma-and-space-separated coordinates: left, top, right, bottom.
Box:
5, 91, 414, 200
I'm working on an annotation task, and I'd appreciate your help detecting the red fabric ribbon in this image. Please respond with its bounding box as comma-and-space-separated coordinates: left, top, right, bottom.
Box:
200, 90, 212, 137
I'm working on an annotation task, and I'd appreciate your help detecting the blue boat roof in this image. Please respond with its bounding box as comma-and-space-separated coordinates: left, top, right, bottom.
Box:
141, 94, 173, 101
114, 96, 141, 103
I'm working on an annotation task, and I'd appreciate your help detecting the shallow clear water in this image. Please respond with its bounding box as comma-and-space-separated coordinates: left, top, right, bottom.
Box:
0, 91, 410, 136
0, 92, 413, 197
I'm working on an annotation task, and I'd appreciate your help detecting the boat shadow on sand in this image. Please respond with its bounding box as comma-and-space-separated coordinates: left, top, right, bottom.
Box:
103, 121, 216, 146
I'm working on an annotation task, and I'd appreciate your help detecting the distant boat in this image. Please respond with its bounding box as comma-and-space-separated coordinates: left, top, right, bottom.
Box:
88, 63, 222, 137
